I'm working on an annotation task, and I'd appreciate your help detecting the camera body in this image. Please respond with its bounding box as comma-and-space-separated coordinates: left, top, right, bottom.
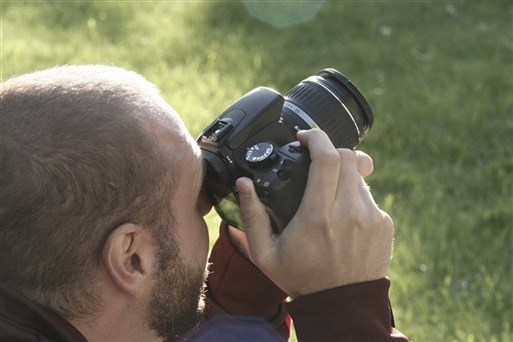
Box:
198, 69, 373, 233
199, 87, 309, 233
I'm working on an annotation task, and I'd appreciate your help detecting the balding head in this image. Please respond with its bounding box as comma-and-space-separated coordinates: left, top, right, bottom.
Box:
1, 65, 188, 319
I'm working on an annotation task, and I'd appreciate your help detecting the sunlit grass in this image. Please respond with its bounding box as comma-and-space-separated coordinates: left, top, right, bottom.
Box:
2, 2, 512, 341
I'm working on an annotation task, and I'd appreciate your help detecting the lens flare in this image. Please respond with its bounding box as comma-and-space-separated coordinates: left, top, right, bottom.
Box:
243, 1, 325, 29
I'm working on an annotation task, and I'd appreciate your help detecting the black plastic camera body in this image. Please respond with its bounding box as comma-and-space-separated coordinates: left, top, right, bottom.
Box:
199, 87, 309, 233
198, 69, 374, 234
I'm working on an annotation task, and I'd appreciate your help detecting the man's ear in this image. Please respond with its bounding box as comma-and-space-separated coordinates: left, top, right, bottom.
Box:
101, 223, 156, 298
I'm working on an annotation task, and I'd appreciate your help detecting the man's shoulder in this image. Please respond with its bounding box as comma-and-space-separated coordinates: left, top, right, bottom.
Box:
0, 316, 53, 342
0, 283, 87, 342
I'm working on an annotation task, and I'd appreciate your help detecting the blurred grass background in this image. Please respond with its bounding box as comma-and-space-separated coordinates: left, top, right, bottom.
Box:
2, 1, 512, 341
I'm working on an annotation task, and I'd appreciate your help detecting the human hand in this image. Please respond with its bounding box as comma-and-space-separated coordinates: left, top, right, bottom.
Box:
235, 129, 394, 297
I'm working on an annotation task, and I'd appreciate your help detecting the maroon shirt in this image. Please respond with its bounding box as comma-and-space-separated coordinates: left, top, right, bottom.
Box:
199, 223, 409, 341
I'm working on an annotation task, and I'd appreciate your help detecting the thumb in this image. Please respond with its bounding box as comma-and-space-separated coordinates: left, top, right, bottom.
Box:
236, 177, 274, 257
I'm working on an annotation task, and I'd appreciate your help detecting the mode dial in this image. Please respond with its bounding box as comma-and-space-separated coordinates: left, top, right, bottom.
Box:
245, 142, 277, 167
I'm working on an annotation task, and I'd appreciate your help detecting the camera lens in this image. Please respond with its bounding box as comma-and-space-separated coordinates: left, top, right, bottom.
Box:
281, 68, 374, 149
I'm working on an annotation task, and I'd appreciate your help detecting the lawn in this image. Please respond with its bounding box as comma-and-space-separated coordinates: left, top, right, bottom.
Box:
2, 1, 512, 341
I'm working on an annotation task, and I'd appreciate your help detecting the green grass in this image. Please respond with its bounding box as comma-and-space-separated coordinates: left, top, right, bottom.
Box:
2, 1, 512, 341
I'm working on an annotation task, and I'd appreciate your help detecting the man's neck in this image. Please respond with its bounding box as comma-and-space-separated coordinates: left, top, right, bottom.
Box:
71, 293, 159, 342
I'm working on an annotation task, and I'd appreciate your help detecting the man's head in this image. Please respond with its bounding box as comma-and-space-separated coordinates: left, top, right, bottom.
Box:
0, 65, 210, 338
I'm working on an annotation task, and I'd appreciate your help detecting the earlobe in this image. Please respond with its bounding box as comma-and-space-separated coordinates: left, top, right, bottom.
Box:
102, 223, 156, 298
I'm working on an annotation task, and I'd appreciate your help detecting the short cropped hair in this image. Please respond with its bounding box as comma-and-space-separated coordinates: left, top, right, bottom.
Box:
1, 65, 180, 319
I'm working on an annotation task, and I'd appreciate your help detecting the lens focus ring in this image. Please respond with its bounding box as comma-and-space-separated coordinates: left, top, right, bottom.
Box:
285, 80, 361, 149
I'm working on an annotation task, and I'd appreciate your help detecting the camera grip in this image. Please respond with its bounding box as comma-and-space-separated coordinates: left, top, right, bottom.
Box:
251, 142, 310, 234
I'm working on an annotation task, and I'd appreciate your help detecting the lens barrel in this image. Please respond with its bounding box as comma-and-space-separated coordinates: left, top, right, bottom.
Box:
281, 68, 374, 149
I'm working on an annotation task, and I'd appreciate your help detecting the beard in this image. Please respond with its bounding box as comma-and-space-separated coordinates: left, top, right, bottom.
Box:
145, 226, 209, 338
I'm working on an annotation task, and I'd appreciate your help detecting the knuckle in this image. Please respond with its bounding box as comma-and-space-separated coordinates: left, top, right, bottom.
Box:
381, 211, 395, 230
368, 209, 385, 227
382, 212, 395, 238
350, 204, 394, 234
369, 209, 395, 238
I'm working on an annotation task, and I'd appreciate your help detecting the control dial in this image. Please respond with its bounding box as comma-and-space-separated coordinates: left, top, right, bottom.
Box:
246, 142, 277, 167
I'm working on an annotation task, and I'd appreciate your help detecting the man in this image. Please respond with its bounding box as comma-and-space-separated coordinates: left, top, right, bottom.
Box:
1, 65, 408, 341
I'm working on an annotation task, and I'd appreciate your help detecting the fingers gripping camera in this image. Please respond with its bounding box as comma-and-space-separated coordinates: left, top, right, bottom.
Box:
246, 141, 310, 232
198, 69, 373, 234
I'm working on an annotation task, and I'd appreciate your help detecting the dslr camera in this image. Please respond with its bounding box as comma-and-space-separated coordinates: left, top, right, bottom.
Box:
198, 68, 373, 233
